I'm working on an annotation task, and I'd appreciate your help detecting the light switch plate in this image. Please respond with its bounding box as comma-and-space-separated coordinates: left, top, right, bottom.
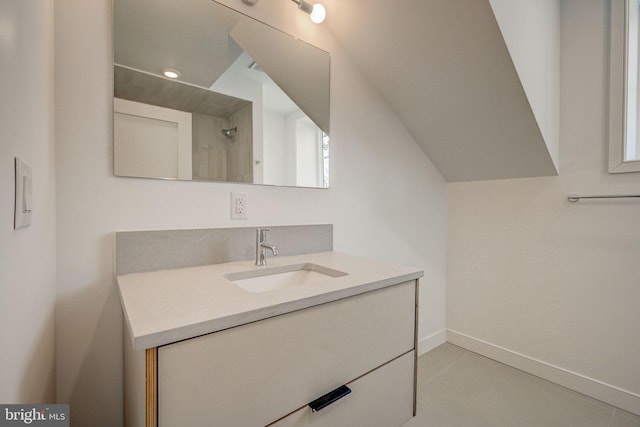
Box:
14, 157, 32, 229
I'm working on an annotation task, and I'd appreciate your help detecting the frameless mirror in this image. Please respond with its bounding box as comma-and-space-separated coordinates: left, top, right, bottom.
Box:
113, 0, 330, 188
610, 0, 640, 173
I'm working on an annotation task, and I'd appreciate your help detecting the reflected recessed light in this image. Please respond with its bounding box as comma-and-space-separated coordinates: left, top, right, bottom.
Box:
162, 68, 181, 79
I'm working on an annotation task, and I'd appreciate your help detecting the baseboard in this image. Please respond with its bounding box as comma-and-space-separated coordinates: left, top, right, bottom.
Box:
418, 329, 447, 356
447, 330, 640, 416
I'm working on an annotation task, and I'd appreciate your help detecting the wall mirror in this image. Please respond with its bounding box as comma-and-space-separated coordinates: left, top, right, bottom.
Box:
113, 0, 330, 188
610, 0, 640, 173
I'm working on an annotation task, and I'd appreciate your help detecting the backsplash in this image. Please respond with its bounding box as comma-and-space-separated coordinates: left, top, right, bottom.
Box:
115, 224, 333, 275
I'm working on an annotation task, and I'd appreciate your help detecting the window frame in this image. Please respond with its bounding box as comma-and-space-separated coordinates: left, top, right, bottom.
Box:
609, 0, 640, 173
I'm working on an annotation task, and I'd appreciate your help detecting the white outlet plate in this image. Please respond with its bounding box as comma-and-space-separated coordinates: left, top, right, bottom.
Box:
14, 157, 33, 229
231, 192, 248, 220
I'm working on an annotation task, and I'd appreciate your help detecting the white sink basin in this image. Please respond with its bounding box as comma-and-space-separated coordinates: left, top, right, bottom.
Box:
225, 263, 347, 293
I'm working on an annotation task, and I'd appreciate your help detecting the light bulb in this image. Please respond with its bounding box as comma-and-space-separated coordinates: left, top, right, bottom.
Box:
162, 68, 180, 79
309, 3, 326, 24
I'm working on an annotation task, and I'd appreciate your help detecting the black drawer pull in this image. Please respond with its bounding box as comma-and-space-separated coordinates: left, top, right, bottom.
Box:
308, 385, 352, 413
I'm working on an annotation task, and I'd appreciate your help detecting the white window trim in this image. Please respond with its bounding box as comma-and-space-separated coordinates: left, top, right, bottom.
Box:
609, 0, 640, 173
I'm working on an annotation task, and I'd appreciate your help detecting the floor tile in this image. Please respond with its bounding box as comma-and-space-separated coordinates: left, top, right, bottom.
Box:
405, 346, 617, 427
609, 409, 640, 427
417, 342, 469, 383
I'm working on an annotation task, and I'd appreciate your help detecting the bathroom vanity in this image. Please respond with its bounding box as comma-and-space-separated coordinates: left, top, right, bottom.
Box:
118, 251, 422, 427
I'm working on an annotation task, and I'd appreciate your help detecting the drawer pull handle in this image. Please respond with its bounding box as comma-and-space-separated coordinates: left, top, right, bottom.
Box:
308, 385, 351, 413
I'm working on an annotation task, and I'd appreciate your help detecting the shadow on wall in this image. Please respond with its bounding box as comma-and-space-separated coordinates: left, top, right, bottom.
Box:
55, 234, 124, 425
19, 308, 56, 403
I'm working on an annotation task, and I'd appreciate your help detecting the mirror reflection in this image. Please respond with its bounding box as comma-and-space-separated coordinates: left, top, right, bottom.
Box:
624, 0, 640, 162
113, 0, 330, 188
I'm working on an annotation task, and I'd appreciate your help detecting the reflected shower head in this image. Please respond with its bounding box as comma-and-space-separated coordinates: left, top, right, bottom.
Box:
221, 127, 238, 139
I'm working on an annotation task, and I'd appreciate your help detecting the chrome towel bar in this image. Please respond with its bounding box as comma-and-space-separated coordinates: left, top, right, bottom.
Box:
568, 194, 640, 202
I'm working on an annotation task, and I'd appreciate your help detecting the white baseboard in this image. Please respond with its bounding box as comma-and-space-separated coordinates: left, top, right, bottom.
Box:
418, 329, 447, 356
447, 330, 640, 416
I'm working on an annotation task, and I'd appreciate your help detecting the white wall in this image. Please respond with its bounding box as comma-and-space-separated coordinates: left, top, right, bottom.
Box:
448, 0, 640, 414
54, 0, 447, 425
263, 110, 287, 185
489, 0, 561, 171
294, 115, 320, 187
0, 0, 56, 403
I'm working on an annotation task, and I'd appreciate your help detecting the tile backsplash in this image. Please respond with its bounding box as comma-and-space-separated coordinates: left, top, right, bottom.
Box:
115, 224, 333, 275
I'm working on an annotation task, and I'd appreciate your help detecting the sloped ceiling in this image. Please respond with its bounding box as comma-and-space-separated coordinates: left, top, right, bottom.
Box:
113, 0, 243, 88
325, 0, 558, 182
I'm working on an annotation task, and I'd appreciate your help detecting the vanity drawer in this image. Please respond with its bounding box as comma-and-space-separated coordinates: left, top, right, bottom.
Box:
157, 281, 416, 427
269, 350, 415, 427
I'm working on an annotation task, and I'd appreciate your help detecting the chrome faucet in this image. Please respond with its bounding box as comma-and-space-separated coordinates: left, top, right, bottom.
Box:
255, 228, 278, 266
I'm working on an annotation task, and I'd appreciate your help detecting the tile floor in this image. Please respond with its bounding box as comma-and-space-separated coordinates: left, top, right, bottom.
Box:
404, 343, 640, 427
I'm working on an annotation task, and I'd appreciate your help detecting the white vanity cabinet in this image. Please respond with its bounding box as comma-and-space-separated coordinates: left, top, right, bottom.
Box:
124, 280, 418, 427
271, 351, 415, 427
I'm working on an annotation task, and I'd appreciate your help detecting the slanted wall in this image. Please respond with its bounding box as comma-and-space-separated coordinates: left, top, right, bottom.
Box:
489, 0, 561, 171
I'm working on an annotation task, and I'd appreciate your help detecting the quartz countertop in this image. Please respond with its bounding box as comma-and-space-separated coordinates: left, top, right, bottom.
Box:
117, 251, 423, 351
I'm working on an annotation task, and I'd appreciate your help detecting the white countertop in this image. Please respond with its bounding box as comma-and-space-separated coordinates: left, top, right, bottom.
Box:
117, 251, 423, 351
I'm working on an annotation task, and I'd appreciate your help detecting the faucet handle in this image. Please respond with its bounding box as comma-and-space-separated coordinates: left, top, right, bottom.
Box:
256, 228, 270, 241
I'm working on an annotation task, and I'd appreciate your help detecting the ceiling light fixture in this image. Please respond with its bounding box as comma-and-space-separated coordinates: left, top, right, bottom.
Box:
162, 68, 181, 79
291, 0, 326, 24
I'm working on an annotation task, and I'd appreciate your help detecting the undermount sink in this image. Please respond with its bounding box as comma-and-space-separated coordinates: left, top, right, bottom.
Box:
225, 263, 347, 293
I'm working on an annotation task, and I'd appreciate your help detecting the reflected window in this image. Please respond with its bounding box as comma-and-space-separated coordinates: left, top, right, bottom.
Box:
322, 133, 330, 188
